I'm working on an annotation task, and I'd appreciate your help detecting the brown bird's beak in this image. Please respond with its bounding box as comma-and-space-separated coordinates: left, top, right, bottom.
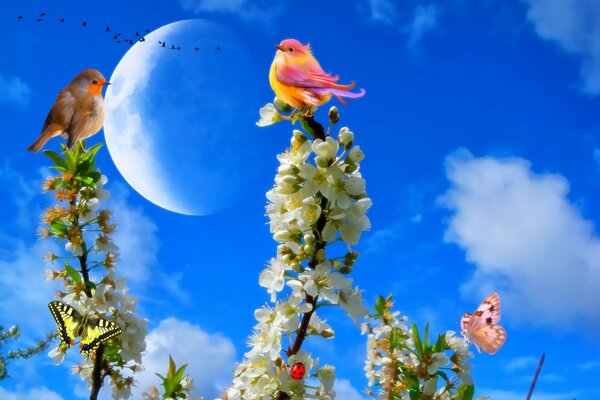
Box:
275, 44, 285, 51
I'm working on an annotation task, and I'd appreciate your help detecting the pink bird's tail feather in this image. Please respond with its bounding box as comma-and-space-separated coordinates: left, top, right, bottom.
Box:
313, 87, 366, 105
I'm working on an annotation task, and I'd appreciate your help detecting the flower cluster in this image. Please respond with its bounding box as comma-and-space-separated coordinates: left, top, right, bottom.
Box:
223, 105, 371, 399
363, 296, 475, 399
41, 143, 147, 400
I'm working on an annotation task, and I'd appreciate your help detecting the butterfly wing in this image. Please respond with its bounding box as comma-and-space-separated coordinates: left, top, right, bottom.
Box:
466, 292, 501, 332
470, 324, 506, 355
48, 301, 82, 350
461, 292, 506, 354
460, 312, 473, 333
79, 317, 122, 356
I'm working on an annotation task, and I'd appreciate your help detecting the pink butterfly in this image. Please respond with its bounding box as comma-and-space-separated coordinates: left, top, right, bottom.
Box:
461, 292, 506, 354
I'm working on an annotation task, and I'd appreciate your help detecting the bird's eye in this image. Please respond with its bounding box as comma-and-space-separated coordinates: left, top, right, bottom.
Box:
91, 79, 98, 85
288, 47, 294, 52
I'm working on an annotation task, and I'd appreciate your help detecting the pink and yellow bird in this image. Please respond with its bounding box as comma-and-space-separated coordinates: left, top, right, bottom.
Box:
269, 39, 365, 110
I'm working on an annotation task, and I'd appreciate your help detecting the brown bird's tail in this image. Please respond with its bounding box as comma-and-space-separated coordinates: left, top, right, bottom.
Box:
27, 125, 62, 153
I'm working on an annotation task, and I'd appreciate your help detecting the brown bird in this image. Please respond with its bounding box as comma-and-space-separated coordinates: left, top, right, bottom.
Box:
27, 69, 109, 153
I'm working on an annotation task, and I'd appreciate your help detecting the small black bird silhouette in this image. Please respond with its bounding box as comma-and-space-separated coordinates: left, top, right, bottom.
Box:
161, 42, 166, 47
135, 31, 140, 37
145, 29, 150, 33
177, 46, 181, 50
106, 26, 110, 32
216, 47, 221, 51
171, 44, 176, 50
36, 18, 43, 22
40, 12, 46, 17
194, 47, 199, 52
82, 21, 87, 27
116, 32, 121, 37
113, 34, 118, 40
139, 37, 146, 43
17, 16, 24, 20
59, 17, 65, 22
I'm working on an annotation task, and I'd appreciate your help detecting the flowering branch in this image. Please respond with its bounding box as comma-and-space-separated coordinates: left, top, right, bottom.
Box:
222, 102, 370, 399
41, 142, 147, 400
363, 295, 475, 399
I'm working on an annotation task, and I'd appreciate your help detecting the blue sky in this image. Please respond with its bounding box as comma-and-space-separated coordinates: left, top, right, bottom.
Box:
1, 0, 600, 399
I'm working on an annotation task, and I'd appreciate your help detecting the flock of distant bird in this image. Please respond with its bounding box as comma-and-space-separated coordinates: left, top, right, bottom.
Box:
16, 12, 222, 52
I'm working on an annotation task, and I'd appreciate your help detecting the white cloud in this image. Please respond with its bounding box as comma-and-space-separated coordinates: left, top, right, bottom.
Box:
407, 5, 439, 47
134, 318, 237, 399
108, 183, 190, 303
503, 355, 538, 372
362, 1, 440, 47
441, 150, 600, 331
365, 0, 398, 25
0, 386, 65, 400
178, 0, 283, 23
179, 0, 245, 13
578, 360, 600, 370
334, 378, 367, 400
0, 74, 31, 107
522, 0, 600, 95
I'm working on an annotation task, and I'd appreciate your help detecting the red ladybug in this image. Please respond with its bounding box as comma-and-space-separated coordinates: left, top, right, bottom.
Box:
290, 362, 306, 380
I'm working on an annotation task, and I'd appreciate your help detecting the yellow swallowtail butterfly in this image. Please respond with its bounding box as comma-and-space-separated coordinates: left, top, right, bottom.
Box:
48, 301, 122, 356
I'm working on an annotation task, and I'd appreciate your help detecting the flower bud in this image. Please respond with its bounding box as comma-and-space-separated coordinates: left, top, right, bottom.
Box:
338, 127, 354, 149
338, 266, 352, 274
303, 234, 315, 245
313, 137, 339, 160
316, 248, 326, 262
290, 261, 303, 273
345, 164, 358, 173
304, 244, 315, 256
328, 106, 339, 124
348, 146, 365, 163
278, 164, 300, 176
320, 328, 335, 338
293, 130, 307, 142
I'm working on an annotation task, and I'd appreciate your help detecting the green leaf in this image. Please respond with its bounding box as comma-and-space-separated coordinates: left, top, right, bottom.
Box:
155, 373, 166, 381
437, 370, 449, 383
49, 221, 68, 236
168, 354, 176, 378
424, 322, 430, 348
84, 143, 103, 160
43, 150, 67, 168
74, 175, 95, 186
411, 323, 423, 356
85, 281, 97, 290
64, 262, 82, 284
456, 384, 475, 400
163, 379, 173, 396
65, 151, 76, 172
173, 364, 188, 384
408, 389, 421, 400
434, 333, 446, 352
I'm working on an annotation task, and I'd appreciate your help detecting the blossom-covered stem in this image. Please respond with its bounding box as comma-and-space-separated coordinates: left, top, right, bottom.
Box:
287, 179, 328, 356
70, 202, 105, 400
90, 344, 105, 400
288, 294, 317, 356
